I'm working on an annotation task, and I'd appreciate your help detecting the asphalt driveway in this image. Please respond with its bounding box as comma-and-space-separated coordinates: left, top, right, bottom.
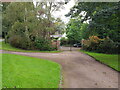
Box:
1, 50, 119, 88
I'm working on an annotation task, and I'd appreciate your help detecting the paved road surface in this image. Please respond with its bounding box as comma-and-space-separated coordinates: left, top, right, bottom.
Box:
1, 50, 119, 88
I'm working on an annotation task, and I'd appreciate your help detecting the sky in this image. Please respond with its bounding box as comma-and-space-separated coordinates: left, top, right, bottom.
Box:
33, 0, 75, 23
52, 0, 75, 24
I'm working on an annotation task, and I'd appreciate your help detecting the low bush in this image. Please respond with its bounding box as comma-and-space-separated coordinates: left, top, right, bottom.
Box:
82, 36, 102, 51
82, 36, 119, 54
97, 38, 119, 54
9, 35, 33, 50
60, 37, 68, 46
34, 37, 56, 51
9, 36, 56, 51
9, 35, 23, 48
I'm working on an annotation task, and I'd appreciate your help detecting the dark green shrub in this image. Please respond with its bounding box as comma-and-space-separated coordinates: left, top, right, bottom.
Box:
8, 35, 56, 51
34, 37, 55, 51
9, 35, 22, 48
60, 37, 68, 46
97, 38, 119, 54
82, 36, 119, 54
9, 35, 33, 50
19, 38, 33, 50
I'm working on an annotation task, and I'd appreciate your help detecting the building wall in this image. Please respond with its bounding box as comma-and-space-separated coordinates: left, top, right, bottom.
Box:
51, 40, 60, 50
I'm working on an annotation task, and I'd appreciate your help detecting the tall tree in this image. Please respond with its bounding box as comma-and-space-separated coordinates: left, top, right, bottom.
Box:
36, 2, 65, 38
2, 2, 66, 50
2, 2, 34, 40
88, 2, 120, 42
66, 2, 120, 42
2, 2, 10, 38
66, 18, 82, 44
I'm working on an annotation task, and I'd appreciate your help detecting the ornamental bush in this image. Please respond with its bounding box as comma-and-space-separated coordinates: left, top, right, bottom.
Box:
97, 37, 119, 54
82, 36, 119, 54
8, 35, 56, 51
9, 35, 23, 48
34, 37, 56, 51
82, 36, 102, 51
9, 35, 33, 50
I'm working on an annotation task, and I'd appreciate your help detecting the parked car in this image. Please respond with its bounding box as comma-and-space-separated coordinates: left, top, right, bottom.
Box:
73, 43, 81, 47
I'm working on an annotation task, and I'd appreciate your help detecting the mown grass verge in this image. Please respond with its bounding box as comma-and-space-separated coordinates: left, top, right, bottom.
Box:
80, 50, 119, 71
2, 53, 61, 88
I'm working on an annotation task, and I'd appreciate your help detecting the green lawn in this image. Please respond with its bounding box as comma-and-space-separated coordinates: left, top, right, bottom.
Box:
80, 50, 119, 71
2, 54, 61, 88
0, 42, 61, 53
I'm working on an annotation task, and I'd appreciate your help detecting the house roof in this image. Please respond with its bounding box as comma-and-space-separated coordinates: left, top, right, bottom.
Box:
50, 35, 62, 38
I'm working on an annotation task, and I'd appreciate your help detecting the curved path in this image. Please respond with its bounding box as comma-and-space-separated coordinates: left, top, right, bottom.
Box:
1, 50, 118, 88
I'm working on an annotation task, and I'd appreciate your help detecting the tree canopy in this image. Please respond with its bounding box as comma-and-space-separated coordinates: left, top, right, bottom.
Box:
66, 18, 82, 44
65, 2, 119, 53
66, 2, 120, 42
2, 2, 65, 50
